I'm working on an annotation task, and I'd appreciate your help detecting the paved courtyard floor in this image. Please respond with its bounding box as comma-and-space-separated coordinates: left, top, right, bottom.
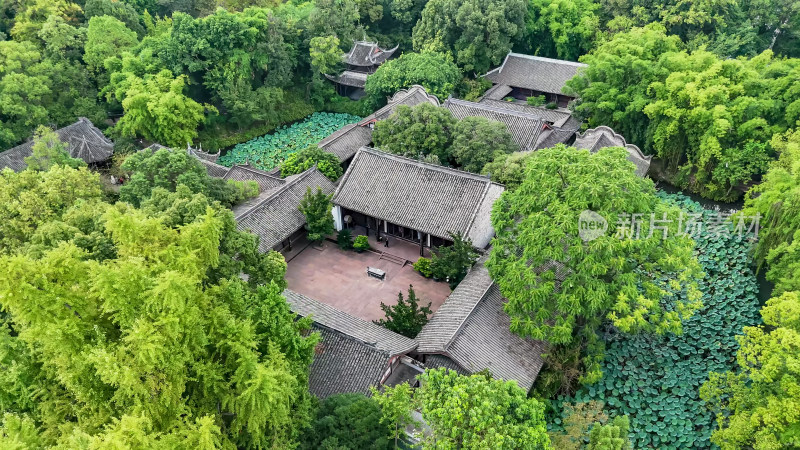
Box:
285, 239, 452, 322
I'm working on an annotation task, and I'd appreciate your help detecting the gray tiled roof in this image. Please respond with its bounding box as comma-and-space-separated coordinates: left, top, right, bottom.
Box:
359, 85, 440, 125
333, 147, 503, 247
188, 147, 221, 163
416, 256, 546, 391
223, 165, 285, 192
283, 289, 417, 356
235, 167, 336, 251
307, 326, 392, 399
477, 98, 576, 127
317, 123, 374, 162
0, 118, 113, 172
344, 41, 398, 67
196, 158, 230, 178
423, 354, 468, 374
484, 53, 587, 96
443, 98, 546, 151
325, 70, 369, 88
534, 127, 577, 150
574, 126, 652, 177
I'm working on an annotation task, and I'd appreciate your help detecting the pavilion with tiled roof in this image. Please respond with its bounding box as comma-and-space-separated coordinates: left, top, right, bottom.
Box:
574, 126, 652, 177
0, 118, 113, 172
283, 289, 417, 399
332, 147, 503, 253
484, 52, 587, 108
415, 256, 547, 391
326, 41, 399, 97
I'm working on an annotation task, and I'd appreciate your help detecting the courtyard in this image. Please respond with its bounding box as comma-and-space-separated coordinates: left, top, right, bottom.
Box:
284, 233, 452, 322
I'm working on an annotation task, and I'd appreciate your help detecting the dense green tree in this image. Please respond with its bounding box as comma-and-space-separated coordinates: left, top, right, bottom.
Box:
549, 401, 609, 449
120, 148, 257, 208
110, 69, 211, 147
481, 151, 534, 190
415, 369, 550, 449
372, 103, 457, 163
430, 232, 478, 288
372, 383, 417, 448
302, 394, 392, 450
587, 415, 630, 449
280, 145, 343, 181
9, 0, 82, 44
521, 0, 599, 60
565, 24, 683, 152
701, 290, 800, 449
0, 166, 102, 253
309, 35, 343, 75
37, 14, 86, 62
298, 187, 335, 243
364, 51, 461, 105
375, 285, 433, 338
0, 199, 317, 447
0, 40, 102, 149
487, 145, 703, 382
412, 0, 526, 74
742, 130, 800, 294
84, 0, 145, 37
23, 125, 85, 171
307, 0, 362, 50
84, 16, 139, 76
450, 116, 517, 173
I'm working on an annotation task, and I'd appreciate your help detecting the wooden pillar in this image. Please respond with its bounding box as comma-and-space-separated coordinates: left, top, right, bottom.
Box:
419, 232, 425, 256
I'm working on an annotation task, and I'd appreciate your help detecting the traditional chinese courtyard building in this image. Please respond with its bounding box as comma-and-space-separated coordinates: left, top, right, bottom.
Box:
0, 118, 113, 172
326, 41, 399, 98
574, 126, 652, 176
415, 256, 547, 391
483, 52, 587, 108
332, 147, 504, 253
283, 289, 419, 398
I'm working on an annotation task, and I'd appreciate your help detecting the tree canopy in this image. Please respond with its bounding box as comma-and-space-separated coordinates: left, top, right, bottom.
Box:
365, 51, 461, 105
487, 145, 703, 381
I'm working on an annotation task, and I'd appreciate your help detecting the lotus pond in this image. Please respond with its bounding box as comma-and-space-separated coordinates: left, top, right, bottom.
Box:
218, 112, 361, 170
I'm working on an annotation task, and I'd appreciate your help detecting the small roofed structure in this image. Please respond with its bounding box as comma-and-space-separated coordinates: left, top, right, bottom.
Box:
0, 118, 113, 172
484, 53, 587, 108
235, 167, 336, 252
359, 85, 440, 127
443, 98, 547, 152
283, 289, 417, 399
317, 122, 374, 164
327, 41, 398, 98
333, 147, 503, 252
344, 41, 399, 72
415, 256, 546, 391
574, 126, 652, 177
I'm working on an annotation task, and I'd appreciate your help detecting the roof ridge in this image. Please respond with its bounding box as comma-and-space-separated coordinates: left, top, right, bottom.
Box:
225, 164, 283, 180
463, 182, 493, 239
506, 52, 587, 67
360, 147, 494, 183
445, 97, 548, 123
234, 167, 320, 221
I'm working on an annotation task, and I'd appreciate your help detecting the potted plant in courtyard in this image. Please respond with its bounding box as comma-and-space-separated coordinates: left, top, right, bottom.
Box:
413, 257, 433, 278
353, 235, 370, 253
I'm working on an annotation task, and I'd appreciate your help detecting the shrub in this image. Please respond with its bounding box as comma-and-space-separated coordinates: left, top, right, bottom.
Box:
280, 145, 343, 181
526, 95, 546, 106
430, 232, 478, 288
413, 257, 432, 277
301, 394, 391, 450
545, 102, 558, 109
374, 285, 433, 338
337, 229, 353, 250
353, 235, 370, 252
